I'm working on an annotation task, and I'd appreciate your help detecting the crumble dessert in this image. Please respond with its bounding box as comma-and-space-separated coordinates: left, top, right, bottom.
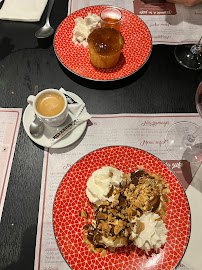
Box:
80, 166, 170, 256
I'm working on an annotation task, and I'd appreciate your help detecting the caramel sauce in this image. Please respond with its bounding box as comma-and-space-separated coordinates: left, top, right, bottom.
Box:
102, 17, 121, 31
104, 17, 119, 24
87, 28, 124, 56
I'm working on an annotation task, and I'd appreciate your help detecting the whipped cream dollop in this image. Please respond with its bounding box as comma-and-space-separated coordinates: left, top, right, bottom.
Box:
133, 212, 168, 254
72, 13, 100, 47
86, 166, 123, 206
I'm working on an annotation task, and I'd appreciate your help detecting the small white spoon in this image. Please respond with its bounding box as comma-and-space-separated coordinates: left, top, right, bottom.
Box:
30, 115, 44, 137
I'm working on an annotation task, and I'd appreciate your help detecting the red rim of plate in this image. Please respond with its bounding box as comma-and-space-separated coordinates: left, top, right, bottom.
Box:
53, 6, 153, 82
53, 146, 191, 270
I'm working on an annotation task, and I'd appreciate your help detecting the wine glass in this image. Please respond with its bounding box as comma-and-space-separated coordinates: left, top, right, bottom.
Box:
174, 36, 202, 70
165, 81, 202, 163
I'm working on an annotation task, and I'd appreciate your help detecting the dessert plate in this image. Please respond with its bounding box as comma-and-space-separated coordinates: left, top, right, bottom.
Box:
54, 6, 152, 81
53, 146, 191, 270
23, 90, 87, 149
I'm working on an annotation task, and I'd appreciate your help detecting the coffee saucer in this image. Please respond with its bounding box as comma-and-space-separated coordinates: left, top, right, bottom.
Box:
23, 91, 87, 149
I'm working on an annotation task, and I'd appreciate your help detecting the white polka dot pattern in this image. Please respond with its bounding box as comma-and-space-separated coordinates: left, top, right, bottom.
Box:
53, 146, 190, 270
54, 6, 152, 81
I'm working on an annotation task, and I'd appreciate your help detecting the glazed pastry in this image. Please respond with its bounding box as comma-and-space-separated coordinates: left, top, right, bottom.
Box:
87, 27, 124, 68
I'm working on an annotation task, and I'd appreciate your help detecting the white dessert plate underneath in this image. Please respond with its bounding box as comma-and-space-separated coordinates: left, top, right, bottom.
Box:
23, 91, 87, 149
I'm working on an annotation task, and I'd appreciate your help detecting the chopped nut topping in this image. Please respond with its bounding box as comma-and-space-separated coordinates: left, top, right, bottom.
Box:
79, 210, 88, 219
136, 220, 145, 235
97, 212, 108, 220
107, 186, 114, 198
100, 249, 107, 257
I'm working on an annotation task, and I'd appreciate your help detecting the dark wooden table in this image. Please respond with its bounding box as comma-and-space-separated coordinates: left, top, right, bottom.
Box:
0, 0, 201, 269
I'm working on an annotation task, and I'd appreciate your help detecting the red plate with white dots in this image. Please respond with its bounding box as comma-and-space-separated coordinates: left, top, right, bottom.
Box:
53, 146, 190, 270
54, 6, 152, 81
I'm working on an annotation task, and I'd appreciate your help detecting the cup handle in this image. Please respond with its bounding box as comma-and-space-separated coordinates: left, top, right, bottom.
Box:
27, 95, 35, 106
58, 88, 66, 94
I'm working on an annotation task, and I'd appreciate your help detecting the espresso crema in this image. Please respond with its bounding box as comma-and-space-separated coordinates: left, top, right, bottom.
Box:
35, 92, 65, 117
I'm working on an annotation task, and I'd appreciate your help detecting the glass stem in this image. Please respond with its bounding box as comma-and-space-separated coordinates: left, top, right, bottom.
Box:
185, 126, 202, 145
190, 36, 202, 55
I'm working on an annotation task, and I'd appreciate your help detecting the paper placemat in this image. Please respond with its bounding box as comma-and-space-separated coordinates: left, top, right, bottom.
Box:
68, 0, 202, 45
0, 108, 22, 221
34, 113, 202, 270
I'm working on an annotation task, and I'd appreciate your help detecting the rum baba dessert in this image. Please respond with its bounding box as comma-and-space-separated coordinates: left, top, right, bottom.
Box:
80, 166, 170, 257
87, 27, 124, 69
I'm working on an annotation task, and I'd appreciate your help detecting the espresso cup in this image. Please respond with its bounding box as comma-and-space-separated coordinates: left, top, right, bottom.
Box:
27, 89, 68, 127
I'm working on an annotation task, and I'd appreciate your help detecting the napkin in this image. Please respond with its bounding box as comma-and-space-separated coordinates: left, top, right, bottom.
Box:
59, 88, 85, 118
0, 0, 48, 22
182, 164, 202, 270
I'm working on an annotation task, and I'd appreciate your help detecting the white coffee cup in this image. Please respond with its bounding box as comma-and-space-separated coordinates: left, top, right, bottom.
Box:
27, 89, 68, 127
